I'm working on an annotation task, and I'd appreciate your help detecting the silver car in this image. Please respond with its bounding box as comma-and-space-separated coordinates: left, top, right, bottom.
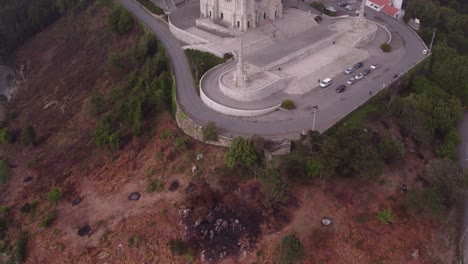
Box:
344, 67, 354, 75
355, 73, 364, 80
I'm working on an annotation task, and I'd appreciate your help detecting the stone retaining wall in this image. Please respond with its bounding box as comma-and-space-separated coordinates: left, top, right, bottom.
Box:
168, 14, 209, 45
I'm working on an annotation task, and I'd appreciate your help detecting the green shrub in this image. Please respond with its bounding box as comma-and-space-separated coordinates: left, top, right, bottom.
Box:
160, 129, 171, 141
202, 121, 218, 142
174, 137, 190, 152
305, 158, 322, 178
378, 136, 405, 164
168, 239, 186, 256
261, 168, 288, 206
275, 234, 304, 264
310, 1, 324, 11
380, 43, 392, 52
20, 200, 39, 215
108, 6, 134, 34
88, 92, 106, 116
376, 208, 396, 224
47, 187, 61, 202
0, 127, 12, 144
108, 133, 120, 150
21, 125, 36, 147
15, 230, 28, 263
136, 0, 165, 15
0, 160, 10, 185
128, 234, 140, 247
40, 210, 56, 228
281, 99, 295, 110
223, 53, 233, 60
146, 178, 164, 193
225, 137, 258, 169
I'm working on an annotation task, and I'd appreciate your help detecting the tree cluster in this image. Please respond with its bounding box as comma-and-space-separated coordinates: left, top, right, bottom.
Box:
93, 32, 172, 150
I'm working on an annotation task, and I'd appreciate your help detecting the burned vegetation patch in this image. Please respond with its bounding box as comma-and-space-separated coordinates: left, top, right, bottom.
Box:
178, 181, 270, 262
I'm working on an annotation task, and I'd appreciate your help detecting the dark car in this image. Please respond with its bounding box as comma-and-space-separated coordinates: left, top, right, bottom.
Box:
339, 2, 348, 7
353, 62, 364, 69
362, 68, 371, 75
336, 84, 346, 93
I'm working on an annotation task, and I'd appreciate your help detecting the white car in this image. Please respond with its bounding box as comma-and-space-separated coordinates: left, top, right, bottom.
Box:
355, 10, 359, 15
370, 64, 380, 70
344, 67, 354, 75
355, 73, 364, 80
347, 78, 356, 85
345, 5, 353, 11
319, 78, 332, 88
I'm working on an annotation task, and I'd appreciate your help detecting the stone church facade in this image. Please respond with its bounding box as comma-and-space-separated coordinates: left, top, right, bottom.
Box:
200, 0, 283, 31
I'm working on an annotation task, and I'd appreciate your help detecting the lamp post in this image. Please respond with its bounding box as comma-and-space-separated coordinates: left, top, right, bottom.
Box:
312, 106, 319, 131
429, 28, 436, 51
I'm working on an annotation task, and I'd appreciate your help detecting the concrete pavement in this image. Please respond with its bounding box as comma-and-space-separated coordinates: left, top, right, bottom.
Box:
119, 0, 427, 139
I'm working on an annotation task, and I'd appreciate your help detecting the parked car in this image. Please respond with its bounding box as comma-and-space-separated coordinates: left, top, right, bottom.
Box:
355, 10, 359, 15
344, 67, 354, 75
370, 63, 380, 70
362, 68, 371, 76
355, 73, 364, 80
339, 2, 348, 7
336, 84, 346, 93
327, 6, 337, 12
319, 78, 332, 88
347, 77, 356, 85
345, 5, 353, 11
353, 61, 363, 69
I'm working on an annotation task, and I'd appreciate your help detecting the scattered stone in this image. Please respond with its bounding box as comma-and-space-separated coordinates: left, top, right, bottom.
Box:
399, 184, 408, 193
23, 176, 33, 182
78, 225, 91, 236
97, 251, 109, 259
184, 182, 197, 193
71, 197, 83, 206
169, 180, 179, 191
192, 164, 197, 174
321, 217, 332, 226
196, 153, 204, 160
128, 192, 141, 201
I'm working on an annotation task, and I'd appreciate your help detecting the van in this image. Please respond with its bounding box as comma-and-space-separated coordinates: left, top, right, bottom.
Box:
320, 78, 332, 88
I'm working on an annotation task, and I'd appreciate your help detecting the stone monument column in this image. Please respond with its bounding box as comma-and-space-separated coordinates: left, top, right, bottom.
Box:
354, 0, 367, 28
234, 38, 247, 87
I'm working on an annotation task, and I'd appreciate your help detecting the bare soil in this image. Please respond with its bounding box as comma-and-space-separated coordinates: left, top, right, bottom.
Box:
0, 4, 458, 264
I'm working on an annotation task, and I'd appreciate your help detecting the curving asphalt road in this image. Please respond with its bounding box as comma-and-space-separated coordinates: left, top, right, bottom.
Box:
119, 0, 428, 139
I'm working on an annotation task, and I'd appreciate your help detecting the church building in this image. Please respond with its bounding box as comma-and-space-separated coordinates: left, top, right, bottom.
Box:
200, 0, 283, 32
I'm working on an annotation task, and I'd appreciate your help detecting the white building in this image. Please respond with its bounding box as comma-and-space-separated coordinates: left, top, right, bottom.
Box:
200, 0, 283, 32
366, 0, 402, 18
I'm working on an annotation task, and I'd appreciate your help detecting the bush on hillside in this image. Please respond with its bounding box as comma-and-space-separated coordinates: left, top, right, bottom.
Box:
202, 121, 218, 142
108, 6, 134, 34
275, 234, 305, 264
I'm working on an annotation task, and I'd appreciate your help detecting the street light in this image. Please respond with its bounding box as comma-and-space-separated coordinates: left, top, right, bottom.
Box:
429, 28, 436, 51
312, 106, 319, 131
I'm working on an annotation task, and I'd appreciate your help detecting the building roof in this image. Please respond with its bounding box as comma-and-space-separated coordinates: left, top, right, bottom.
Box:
382, 4, 400, 16
368, 0, 391, 7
